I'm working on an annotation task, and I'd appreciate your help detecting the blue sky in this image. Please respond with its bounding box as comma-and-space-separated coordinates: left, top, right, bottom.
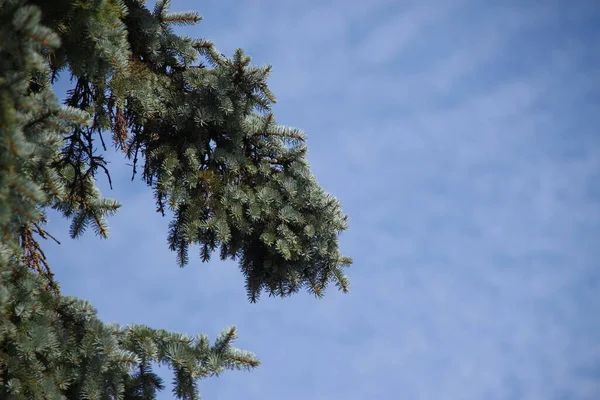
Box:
45, 0, 600, 398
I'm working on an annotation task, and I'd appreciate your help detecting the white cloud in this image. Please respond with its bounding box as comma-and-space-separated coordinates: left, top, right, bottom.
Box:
355, 1, 466, 67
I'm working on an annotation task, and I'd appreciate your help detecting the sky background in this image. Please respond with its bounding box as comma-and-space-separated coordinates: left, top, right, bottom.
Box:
46, 0, 600, 399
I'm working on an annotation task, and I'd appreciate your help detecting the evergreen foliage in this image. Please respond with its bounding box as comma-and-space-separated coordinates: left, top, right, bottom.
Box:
0, 0, 352, 397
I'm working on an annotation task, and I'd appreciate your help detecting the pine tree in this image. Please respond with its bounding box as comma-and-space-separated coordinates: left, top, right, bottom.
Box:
0, 0, 352, 398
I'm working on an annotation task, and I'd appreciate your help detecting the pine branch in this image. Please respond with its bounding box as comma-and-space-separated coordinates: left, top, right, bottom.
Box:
162, 11, 202, 26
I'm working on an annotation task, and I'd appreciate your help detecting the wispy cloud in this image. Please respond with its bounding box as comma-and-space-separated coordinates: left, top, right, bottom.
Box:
46, 0, 600, 399
356, 1, 467, 67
